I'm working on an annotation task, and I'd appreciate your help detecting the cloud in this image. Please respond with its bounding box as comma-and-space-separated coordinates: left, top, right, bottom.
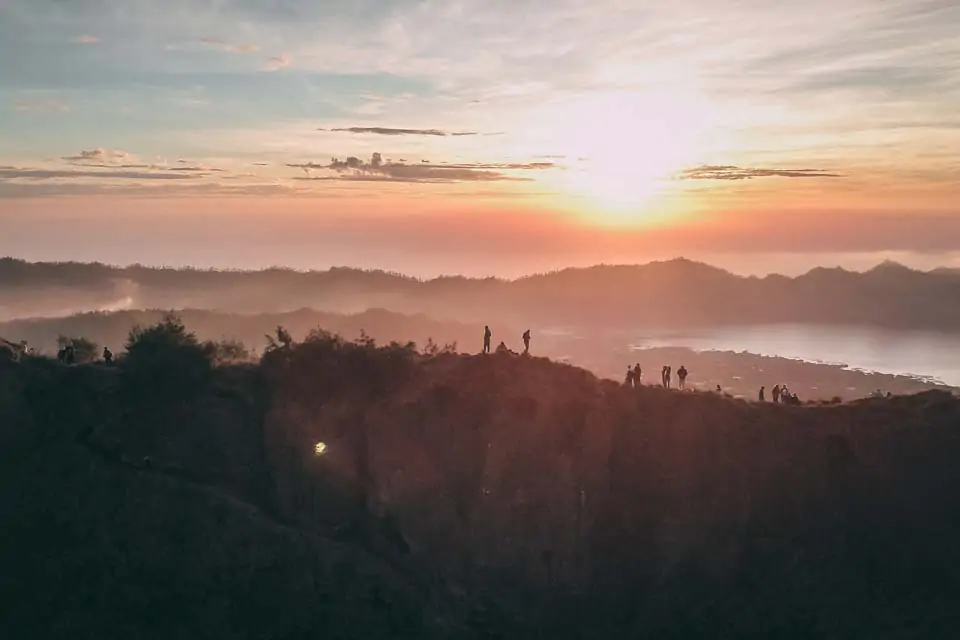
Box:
167, 166, 225, 173
199, 38, 260, 54
0, 181, 297, 199
265, 55, 292, 71
322, 127, 479, 137
72, 35, 100, 44
286, 153, 552, 183
13, 100, 69, 113
678, 165, 844, 181
0, 167, 200, 181
61, 149, 136, 166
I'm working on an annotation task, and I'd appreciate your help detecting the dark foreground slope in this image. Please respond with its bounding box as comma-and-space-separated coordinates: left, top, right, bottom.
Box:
3, 337, 960, 639
0, 361, 456, 640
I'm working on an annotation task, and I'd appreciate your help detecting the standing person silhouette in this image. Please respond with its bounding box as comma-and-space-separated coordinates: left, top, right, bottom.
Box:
483, 325, 492, 354
633, 363, 642, 385
522, 329, 531, 355
677, 365, 688, 390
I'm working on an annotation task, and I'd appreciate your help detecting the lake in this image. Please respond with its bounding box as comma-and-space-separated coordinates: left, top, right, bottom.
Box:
631, 324, 960, 387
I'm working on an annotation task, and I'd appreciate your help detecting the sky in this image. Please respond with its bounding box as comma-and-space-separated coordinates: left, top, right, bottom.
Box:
1, 0, 959, 277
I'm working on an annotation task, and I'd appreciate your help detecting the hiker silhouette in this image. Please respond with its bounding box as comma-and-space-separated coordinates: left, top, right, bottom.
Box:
522, 329, 531, 355
483, 325, 492, 354
677, 365, 688, 390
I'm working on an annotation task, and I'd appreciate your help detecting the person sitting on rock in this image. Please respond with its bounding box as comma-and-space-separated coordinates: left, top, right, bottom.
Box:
495, 341, 510, 354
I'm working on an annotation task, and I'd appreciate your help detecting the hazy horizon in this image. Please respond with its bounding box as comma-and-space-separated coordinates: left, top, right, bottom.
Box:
4, 250, 960, 281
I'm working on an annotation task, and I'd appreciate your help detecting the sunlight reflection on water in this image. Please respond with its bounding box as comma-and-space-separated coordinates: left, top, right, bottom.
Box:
631, 324, 960, 386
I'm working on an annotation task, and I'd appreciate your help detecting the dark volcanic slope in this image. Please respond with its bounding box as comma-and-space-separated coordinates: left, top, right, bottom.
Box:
4, 256, 960, 331
3, 341, 960, 638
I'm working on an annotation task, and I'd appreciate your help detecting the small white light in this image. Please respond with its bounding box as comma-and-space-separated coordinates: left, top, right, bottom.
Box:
314, 442, 327, 456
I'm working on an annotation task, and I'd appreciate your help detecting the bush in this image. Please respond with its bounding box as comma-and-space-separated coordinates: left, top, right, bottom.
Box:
57, 335, 99, 364
122, 313, 214, 398
206, 338, 252, 365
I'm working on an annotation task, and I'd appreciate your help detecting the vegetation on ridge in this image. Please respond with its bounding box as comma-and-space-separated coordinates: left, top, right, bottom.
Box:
2, 315, 960, 638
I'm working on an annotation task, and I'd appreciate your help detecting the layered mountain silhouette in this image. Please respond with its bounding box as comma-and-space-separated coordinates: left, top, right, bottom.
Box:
4, 257, 960, 331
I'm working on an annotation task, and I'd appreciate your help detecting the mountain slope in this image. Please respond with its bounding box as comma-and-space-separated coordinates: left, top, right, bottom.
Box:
3, 339, 960, 638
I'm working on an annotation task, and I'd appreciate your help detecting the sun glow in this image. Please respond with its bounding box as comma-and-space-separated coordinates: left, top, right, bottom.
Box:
537, 89, 714, 226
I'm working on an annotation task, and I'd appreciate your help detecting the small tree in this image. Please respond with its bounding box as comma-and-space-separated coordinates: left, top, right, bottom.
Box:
123, 313, 214, 397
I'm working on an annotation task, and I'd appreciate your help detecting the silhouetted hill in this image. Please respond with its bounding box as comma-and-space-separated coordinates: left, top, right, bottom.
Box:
0, 307, 487, 357
3, 320, 960, 638
4, 256, 960, 332
4, 308, 953, 401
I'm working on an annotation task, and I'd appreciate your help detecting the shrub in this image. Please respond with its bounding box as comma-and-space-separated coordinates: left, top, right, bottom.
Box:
207, 338, 252, 365
122, 313, 214, 398
57, 335, 99, 364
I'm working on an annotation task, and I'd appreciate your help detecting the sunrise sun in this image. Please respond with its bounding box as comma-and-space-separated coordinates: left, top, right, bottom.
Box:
538, 88, 712, 226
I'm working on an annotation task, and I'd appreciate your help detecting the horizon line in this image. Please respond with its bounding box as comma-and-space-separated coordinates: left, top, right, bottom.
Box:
1, 255, 951, 283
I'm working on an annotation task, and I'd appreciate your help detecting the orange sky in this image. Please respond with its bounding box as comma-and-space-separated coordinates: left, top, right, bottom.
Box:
2, 0, 958, 274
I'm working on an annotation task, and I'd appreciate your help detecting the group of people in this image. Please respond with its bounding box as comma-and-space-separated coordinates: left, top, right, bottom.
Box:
483, 326, 532, 356
624, 363, 690, 390
758, 384, 801, 405
622, 363, 806, 404
55, 344, 113, 365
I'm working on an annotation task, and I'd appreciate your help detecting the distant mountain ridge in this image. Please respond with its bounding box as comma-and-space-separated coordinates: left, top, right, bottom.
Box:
3, 257, 960, 332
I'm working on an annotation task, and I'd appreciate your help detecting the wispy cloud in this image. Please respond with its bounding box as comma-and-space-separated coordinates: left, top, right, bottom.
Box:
0, 167, 199, 181
0, 182, 297, 199
72, 35, 100, 44
678, 166, 844, 181
13, 100, 69, 113
265, 55, 292, 71
199, 37, 260, 54
287, 153, 553, 183
322, 127, 479, 137
61, 149, 137, 166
